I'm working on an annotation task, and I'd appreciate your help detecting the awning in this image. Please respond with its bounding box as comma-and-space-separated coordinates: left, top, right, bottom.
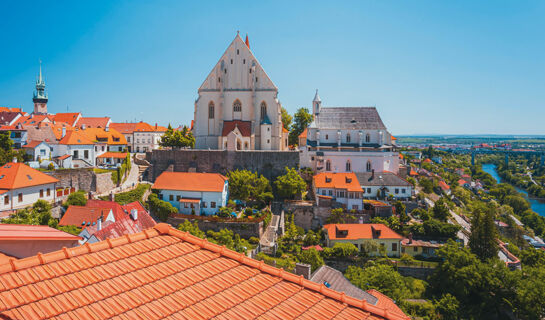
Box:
178, 198, 201, 203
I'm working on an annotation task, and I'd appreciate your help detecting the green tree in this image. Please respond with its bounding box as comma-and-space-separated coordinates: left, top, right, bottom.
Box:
160, 124, 195, 149
394, 201, 409, 224
288, 108, 312, 146
469, 205, 498, 261
516, 267, 545, 319
274, 167, 306, 200
432, 198, 450, 221
281, 107, 292, 132
147, 193, 178, 221
32, 199, 52, 225
0, 131, 25, 165
297, 248, 324, 272
57, 225, 82, 236
63, 191, 87, 208
227, 169, 273, 206
177, 220, 205, 238
329, 242, 358, 258
326, 208, 355, 224
419, 178, 434, 194
434, 294, 459, 320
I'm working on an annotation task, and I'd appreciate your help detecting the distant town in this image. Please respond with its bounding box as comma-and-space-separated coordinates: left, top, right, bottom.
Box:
0, 33, 544, 320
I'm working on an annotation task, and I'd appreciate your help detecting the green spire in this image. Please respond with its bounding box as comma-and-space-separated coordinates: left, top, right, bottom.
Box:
33, 60, 47, 101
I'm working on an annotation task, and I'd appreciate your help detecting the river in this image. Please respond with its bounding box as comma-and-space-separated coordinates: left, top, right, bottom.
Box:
482, 163, 545, 217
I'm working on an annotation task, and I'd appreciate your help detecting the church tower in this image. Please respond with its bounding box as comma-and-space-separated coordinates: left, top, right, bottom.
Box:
33, 61, 48, 115
312, 89, 321, 118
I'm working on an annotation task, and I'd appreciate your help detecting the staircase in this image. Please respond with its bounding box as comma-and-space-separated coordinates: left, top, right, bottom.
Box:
133, 154, 151, 181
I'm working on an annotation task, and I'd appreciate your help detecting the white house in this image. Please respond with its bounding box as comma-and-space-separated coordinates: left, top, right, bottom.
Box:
300, 91, 399, 174
23, 140, 52, 162
0, 161, 58, 212
193, 33, 288, 151
355, 171, 413, 200
313, 172, 363, 210
55, 129, 95, 168
152, 172, 228, 215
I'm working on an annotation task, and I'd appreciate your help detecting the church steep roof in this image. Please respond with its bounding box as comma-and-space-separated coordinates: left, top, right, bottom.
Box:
222, 120, 251, 137
314, 107, 387, 130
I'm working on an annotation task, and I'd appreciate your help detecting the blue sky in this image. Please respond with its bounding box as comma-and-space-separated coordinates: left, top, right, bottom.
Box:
1, 1, 544, 135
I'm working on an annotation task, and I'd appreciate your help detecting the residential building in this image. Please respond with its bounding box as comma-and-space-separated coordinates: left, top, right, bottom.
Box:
401, 236, 443, 258
323, 223, 403, 257
96, 152, 128, 166
59, 206, 114, 227
110, 121, 167, 152
0, 124, 27, 148
356, 171, 413, 199
0, 111, 22, 126
300, 91, 399, 174
81, 127, 127, 156
57, 129, 95, 167
152, 171, 228, 215
0, 162, 58, 212
313, 172, 363, 210
52, 112, 82, 127
22, 140, 52, 161
0, 224, 80, 259
438, 180, 451, 196
77, 116, 111, 129
0, 223, 409, 320
193, 33, 288, 151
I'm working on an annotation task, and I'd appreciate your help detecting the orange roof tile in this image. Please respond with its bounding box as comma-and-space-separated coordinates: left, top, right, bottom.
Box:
439, 181, 450, 190
282, 126, 289, 133
299, 127, 308, 139
22, 140, 46, 149
313, 172, 363, 192
59, 206, 111, 227
0, 223, 409, 320
0, 107, 22, 113
52, 112, 81, 126
110, 122, 138, 134
81, 127, 127, 145
0, 224, 81, 241
324, 224, 403, 240
152, 172, 227, 192
0, 162, 58, 190
97, 152, 128, 159
58, 130, 95, 145
222, 120, 251, 137
77, 117, 111, 129
367, 289, 406, 318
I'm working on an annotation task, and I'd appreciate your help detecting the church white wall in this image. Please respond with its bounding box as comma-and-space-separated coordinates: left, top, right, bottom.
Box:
300, 149, 400, 174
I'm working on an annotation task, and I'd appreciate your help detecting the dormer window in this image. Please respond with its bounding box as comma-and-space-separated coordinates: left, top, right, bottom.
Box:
325, 177, 332, 183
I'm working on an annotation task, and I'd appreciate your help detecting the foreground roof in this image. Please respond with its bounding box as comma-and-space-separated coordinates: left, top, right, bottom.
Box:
153, 172, 227, 192
0, 162, 58, 190
0, 224, 408, 320
0, 224, 81, 241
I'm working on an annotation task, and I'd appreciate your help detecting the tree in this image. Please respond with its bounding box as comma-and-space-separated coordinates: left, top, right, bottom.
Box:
227, 169, 273, 206
281, 107, 292, 132
177, 220, 205, 238
434, 294, 460, 320
63, 191, 87, 208
0, 131, 25, 165
394, 201, 409, 224
297, 248, 324, 272
288, 108, 312, 146
326, 208, 355, 224
274, 167, 306, 200
159, 124, 195, 149
469, 205, 499, 261
432, 198, 450, 221
419, 178, 434, 194
327, 242, 358, 258
516, 267, 545, 319
147, 193, 178, 221
32, 200, 52, 225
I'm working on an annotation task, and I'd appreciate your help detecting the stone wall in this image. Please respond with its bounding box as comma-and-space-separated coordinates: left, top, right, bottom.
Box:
397, 266, 435, 280
146, 150, 299, 182
46, 168, 115, 194
167, 216, 264, 238
95, 172, 116, 194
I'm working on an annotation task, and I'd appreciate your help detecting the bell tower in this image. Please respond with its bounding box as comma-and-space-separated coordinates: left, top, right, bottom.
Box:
33, 61, 48, 115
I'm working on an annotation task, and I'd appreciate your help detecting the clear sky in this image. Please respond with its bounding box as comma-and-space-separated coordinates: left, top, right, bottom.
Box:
1, 1, 544, 135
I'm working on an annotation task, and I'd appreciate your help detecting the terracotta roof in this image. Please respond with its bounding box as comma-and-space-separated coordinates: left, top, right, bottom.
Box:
22, 140, 47, 149
59, 130, 95, 145
0, 162, 58, 190
55, 154, 71, 160
401, 238, 443, 248
324, 224, 403, 240
0, 224, 81, 241
178, 198, 201, 203
59, 206, 112, 227
97, 152, 128, 159
85, 199, 127, 221
134, 121, 154, 132
364, 200, 390, 207
0, 223, 409, 320
153, 172, 227, 192
13, 114, 54, 126
423, 158, 432, 163
0, 112, 21, 125
438, 181, 450, 190
52, 112, 81, 126
282, 126, 289, 133
367, 289, 407, 318
313, 172, 363, 192
0, 107, 22, 113
90, 202, 156, 241
81, 127, 127, 145
110, 122, 138, 134
77, 117, 111, 129
0, 125, 25, 132
299, 128, 308, 139
458, 179, 468, 186
222, 120, 251, 137
302, 245, 323, 251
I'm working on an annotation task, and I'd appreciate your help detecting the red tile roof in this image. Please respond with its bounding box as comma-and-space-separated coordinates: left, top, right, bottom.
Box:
81, 127, 127, 145
52, 112, 81, 126
438, 180, 450, 190
299, 128, 308, 139
110, 122, 138, 134
97, 152, 128, 159
0, 223, 409, 320
313, 172, 363, 192
77, 117, 111, 129
0, 224, 81, 241
90, 202, 156, 241
324, 224, 403, 240
59, 206, 111, 227
458, 179, 468, 186
367, 289, 406, 318
153, 172, 227, 192
22, 140, 46, 149
221, 120, 251, 137
85, 199, 127, 221
0, 107, 22, 113
0, 162, 58, 190
58, 130, 95, 145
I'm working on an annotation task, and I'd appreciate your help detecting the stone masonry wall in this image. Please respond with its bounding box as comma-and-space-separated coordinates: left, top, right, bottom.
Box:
95, 172, 116, 194
46, 169, 115, 194
146, 150, 300, 182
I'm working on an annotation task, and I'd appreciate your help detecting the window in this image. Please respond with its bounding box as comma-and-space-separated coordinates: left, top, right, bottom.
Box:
267, 139, 270, 144
326, 160, 331, 171
158, 193, 163, 200
352, 205, 358, 210
346, 161, 351, 172
366, 161, 372, 172
328, 190, 333, 196
402, 189, 406, 193
346, 133, 351, 143
237, 49, 239, 55
211, 202, 216, 208
102, 146, 105, 151
47, 188, 51, 196
169, 195, 173, 201
73, 150, 79, 159
260, 102, 267, 121
230, 59, 233, 64
208, 101, 215, 119
84, 150, 89, 159
202, 202, 207, 208
322, 190, 326, 195
256, 77, 258, 82
392, 243, 397, 251
414, 247, 418, 252
40, 189, 43, 198
365, 133, 370, 143
176, 195, 181, 201
244, 142, 248, 149
184, 203, 189, 208
325, 134, 328, 140
128, 137, 131, 142
233, 100, 242, 112
395, 188, 399, 194
18, 193, 22, 202
4, 196, 8, 205
40, 149, 46, 156
367, 188, 371, 193
243, 59, 245, 64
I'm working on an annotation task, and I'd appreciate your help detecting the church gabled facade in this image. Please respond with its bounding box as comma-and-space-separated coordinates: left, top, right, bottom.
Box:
193, 33, 288, 150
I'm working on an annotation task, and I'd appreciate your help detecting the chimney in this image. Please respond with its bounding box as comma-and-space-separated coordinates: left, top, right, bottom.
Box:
109, 192, 115, 202
130, 209, 138, 220
81, 124, 86, 130
12, 157, 17, 163
408, 233, 413, 244
371, 169, 375, 179
97, 214, 103, 231
371, 226, 381, 239
294, 263, 311, 279
61, 127, 66, 138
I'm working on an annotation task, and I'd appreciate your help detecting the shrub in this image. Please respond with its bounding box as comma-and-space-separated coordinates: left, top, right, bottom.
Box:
63, 191, 87, 208
147, 193, 177, 221
113, 184, 150, 205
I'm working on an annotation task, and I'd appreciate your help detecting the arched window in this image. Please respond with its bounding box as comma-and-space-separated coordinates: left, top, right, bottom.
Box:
236, 140, 241, 150
208, 101, 215, 119
366, 161, 372, 172
346, 160, 351, 172
326, 160, 331, 171
365, 133, 370, 143
260, 102, 267, 121
346, 133, 351, 143
244, 142, 248, 149
233, 100, 242, 112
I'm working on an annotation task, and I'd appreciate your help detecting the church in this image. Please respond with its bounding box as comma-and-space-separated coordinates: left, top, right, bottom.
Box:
193, 33, 288, 151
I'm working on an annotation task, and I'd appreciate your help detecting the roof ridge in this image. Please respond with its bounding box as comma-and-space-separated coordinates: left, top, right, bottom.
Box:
0, 223, 409, 320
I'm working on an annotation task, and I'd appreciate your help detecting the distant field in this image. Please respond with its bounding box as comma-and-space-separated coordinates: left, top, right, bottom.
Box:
397, 135, 545, 146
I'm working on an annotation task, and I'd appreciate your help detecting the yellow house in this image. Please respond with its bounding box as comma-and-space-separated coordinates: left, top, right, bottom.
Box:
400, 237, 443, 258
323, 224, 402, 257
